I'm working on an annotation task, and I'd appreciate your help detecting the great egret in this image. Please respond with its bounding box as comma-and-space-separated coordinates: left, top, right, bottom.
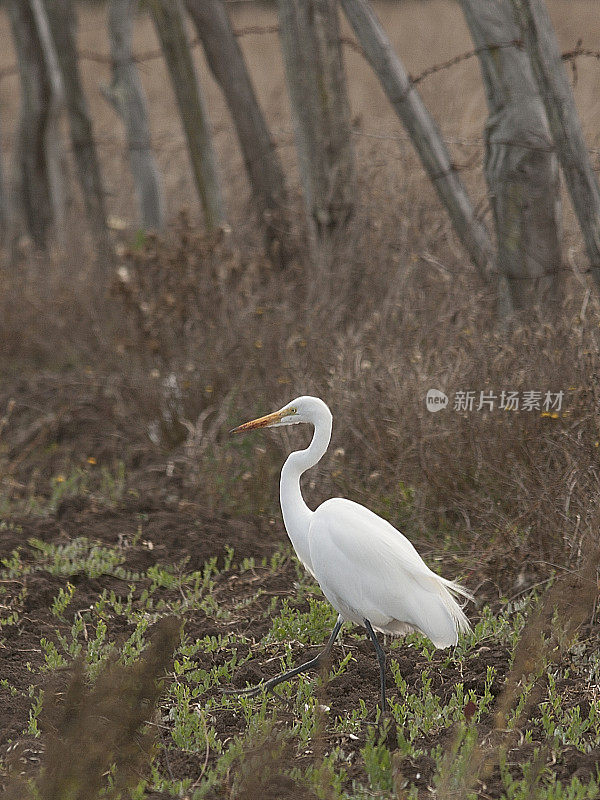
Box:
231, 396, 472, 714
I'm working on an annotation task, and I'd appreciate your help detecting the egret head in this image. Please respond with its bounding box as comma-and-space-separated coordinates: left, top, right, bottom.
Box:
231, 396, 330, 434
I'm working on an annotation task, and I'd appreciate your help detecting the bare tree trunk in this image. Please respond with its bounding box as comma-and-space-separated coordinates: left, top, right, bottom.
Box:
147, 0, 224, 232
277, 0, 356, 262
341, 0, 494, 286
184, 0, 290, 265
31, 0, 68, 245
43, 0, 111, 256
460, 0, 561, 312
0, 110, 7, 246
6, 0, 54, 251
104, 0, 164, 231
510, 0, 600, 288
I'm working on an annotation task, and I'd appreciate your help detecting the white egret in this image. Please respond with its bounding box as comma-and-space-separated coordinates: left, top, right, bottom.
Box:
231, 396, 472, 714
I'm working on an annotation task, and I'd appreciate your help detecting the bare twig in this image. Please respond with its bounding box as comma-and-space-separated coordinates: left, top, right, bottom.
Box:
0, 399, 15, 440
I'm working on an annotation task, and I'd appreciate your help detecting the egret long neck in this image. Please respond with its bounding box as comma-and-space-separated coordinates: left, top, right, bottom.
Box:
280, 412, 332, 573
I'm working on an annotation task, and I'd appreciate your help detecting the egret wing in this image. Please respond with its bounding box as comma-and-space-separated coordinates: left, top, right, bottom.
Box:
308, 498, 470, 647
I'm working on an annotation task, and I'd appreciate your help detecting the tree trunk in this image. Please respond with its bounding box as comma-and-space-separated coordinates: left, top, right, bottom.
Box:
147, 0, 224, 232
460, 0, 561, 312
0, 109, 7, 245
184, 0, 290, 265
277, 0, 356, 261
43, 0, 110, 255
6, 0, 54, 251
31, 0, 68, 244
341, 0, 495, 286
105, 0, 164, 231
510, 0, 600, 288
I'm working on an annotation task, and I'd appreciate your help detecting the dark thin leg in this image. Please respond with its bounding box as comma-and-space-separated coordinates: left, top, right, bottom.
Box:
364, 619, 387, 716
224, 615, 344, 698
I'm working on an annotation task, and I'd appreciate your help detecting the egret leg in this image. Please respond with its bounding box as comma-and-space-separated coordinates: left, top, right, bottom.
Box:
224, 615, 344, 698
364, 619, 387, 716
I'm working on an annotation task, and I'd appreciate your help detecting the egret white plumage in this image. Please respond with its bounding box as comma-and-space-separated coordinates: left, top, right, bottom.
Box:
231, 396, 472, 713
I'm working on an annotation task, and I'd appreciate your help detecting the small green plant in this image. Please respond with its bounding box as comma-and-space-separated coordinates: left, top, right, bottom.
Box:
362, 728, 394, 793
26, 687, 44, 738
1, 548, 29, 579
49, 469, 89, 511
99, 460, 126, 504
28, 537, 125, 578
51, 582, 75, 619
40, 638, 68, 671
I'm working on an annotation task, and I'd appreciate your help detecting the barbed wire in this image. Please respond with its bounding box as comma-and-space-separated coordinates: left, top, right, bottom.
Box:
2, 24, 600, 165
76, 25, 280, 67
351, 127, 600, 165
0, 24, 281, 78
561, 41, 600, 64
1, 25, 600, 85
39, 35, 600, 83
78, 123, 600, 175
408, 39, 600, 85
409, 39, 522, 84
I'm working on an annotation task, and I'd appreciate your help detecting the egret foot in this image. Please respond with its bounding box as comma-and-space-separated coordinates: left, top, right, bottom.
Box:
378, 716, 398, 749
224, 616, 343, 698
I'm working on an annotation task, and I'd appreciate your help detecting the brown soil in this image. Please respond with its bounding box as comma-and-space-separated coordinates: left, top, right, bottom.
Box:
2, 499, 600, 798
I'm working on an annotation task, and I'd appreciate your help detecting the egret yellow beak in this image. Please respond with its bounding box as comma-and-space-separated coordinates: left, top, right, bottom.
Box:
230, 409, 286, 434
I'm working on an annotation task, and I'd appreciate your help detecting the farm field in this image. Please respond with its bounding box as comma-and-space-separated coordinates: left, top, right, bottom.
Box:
2, 1, 600, 798
2, 410, 600, 800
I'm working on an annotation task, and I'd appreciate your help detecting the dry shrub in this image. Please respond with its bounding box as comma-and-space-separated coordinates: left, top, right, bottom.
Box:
435, 534, 600, 798
226, 721, 317, 800
1, 189, 598, 584
1, 1, 599, 579
5, 617, 179, 800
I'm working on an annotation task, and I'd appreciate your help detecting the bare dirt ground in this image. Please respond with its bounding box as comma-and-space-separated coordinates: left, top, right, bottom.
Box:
0, 502, 596, 796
